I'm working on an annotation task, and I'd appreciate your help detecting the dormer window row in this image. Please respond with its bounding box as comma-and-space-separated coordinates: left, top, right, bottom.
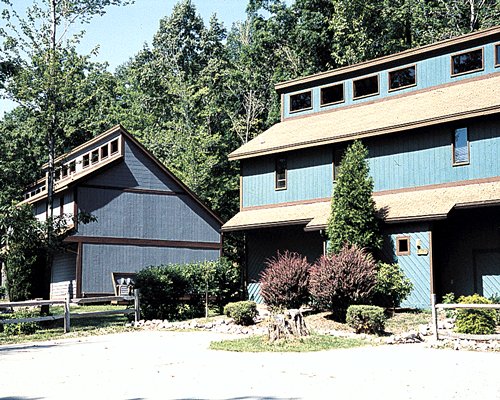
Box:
54, 137, 120, 183
288, 44, 500, 115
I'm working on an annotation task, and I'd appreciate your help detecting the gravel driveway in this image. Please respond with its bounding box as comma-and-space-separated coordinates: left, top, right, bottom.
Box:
0, 330, 499, 400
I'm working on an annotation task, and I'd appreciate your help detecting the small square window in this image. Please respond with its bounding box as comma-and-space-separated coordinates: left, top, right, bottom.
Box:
451, 48, 483, 76
389, 65, 416, 91
396, 236, 410, 256
353, 75, 379, 99
453, 127, 469, 165
61, 165, 69, 178
275, 157, 287, 190
320, 83, 344, 106
289, 91, 312, 113
69, 161, 76, 173
110, 139, 119, 154
82, 154, 90, 168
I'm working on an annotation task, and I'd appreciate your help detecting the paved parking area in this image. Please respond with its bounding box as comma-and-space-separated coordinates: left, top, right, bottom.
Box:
0, 330, 499, 400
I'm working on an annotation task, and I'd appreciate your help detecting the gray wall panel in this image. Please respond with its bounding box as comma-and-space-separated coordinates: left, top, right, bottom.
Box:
50, 252, 76, 299
81, 243, 219, 294
76, 188, 220, 242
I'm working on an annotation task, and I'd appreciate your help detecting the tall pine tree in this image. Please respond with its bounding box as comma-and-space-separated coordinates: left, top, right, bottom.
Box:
327, 141, 382, 254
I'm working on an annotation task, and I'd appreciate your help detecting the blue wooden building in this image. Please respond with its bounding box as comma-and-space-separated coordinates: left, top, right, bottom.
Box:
223, 27, 500, 308
22, 125, 222, 299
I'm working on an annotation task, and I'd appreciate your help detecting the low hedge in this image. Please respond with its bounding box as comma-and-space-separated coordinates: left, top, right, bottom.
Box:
454, 294, 496, 335
0, 309, 41, 336
224, 301, 257, 326
135, 258, 241, 321
346, 305, 386, 335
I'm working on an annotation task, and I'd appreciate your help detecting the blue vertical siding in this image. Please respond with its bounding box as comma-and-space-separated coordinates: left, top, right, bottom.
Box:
242, 118, 500, 207
382, 224, 432, 309
283, 42, 500, 119
242, 146, 333, 208
81, 243, 219, 294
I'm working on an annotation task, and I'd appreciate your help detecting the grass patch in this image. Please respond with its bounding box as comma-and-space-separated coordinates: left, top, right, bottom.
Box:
209, 334, 371, 352
0, 305, 134, 345
385, 310, 431, 335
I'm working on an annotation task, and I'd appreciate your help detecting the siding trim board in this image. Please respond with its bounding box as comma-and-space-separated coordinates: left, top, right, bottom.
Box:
76, 242, 83, 298
65, 235, 221, 250
79, 184, 184, 196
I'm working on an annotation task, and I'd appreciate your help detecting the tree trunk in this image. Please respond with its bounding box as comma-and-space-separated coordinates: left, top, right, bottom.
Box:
268, 309, 309, 343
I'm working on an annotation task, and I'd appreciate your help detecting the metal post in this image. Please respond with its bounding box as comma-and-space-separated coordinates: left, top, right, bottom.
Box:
431, 293, 438, 341
134, 289, 140, 324
64, 289, 71, 333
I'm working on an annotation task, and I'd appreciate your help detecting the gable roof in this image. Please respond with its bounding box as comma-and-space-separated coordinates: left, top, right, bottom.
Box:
21, 125, 224, 226
222, 178, 500, 231
228, 73, 500, 160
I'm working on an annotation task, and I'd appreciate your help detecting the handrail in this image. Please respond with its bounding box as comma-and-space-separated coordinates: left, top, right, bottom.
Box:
0, 289, 140, 333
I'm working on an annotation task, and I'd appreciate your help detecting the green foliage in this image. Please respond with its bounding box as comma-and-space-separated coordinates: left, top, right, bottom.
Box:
0, 203, 45, 301
0, 286, 6, 299
309, 245, 377, 321
372, 263, 413, 308
442, 292, 457, 318
488, 293, 500, 324
223, 301, 257, 326
260, 251, 310, 309
346, 305, 386, 335
135, 259, 241, 320
454, 294, 496, 335
1, 309, 41, 336
327, 141, 382, 254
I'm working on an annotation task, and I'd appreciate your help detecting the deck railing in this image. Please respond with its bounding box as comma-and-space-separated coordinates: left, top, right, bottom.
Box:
0, 289, 140, 333
431, 294, 500, 340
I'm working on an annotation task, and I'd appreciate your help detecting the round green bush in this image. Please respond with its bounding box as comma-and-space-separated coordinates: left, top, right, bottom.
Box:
454, 294, 496, 335
223, 301, 257, 326
372, 263, 413, 308
346, 305, 386, 335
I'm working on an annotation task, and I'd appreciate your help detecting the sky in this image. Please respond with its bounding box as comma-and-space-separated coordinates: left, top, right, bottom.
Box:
0, 0, 251, 116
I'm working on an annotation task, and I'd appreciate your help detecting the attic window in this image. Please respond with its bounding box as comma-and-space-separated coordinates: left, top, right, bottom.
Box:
82, 154, 90, 168
91, 149, 99, 164
275, 157, 287, 190
389, 65, 416, 91
61, 165, 69, 178
353, 75, 379, 99
101, 144, 109, 159
396, 236, 410, 256
451, 48, 483, 76
289, 91, 312, 113
453, 127, 469, 165
110, 139, 119, 154
320, 83, 344, 106
69, 161, 76, 173
495, 44, 500, 67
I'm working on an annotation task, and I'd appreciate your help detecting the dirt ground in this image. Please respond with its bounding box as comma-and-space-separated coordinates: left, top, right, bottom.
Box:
1, 330, 499, 400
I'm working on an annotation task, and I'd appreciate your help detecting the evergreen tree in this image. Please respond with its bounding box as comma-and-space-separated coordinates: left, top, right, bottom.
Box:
327, 141, 382, 254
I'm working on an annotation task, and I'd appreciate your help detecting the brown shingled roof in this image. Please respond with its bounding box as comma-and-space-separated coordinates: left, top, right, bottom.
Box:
229, 73, 500, 161
222, 179, 500, 231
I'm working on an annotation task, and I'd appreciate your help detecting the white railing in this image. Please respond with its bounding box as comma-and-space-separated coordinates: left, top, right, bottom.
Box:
0, 289, 140, 333
431, 294, 500, 340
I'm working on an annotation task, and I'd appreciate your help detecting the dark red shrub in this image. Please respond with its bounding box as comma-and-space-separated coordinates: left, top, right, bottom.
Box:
309, 245, 377, 320
260, 251, 311, 309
